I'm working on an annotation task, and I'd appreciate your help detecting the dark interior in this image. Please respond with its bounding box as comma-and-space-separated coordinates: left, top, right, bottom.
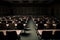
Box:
0, 0, 60, 40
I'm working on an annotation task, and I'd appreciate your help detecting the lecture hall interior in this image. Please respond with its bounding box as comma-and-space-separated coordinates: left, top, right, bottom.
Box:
0, 0, 60, 40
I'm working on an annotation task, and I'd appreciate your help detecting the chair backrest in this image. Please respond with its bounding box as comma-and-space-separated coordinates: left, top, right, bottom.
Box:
54, 31, 60, 39
2, 23, 6, 30
56, 23, 60, 29
0, 23, 3, 30
2, 21, 6, 23
38, 23, 44, 29
0, 32, 5, 40
6, 31, 18, 40
17, 23, 24, 30
42, 31, 52, 39
9, 23, 16, 29
7, 21, 12, 23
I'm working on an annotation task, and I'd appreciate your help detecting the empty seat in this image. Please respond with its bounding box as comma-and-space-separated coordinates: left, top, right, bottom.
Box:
0, 32, 5, 40
36, 21, 40, 24
41, 31, 52, 40
9, 23, 16, 30
7, 21, 12, 23
56, 23, 60, 29
38, 23, 44, 29
21, 21, 26, 24
53, 31, 60, 39
17, 23, 24, 30
2, 23, 7, 30
0, 23, 3, 30
1, 21, 6, 23
6, 31, 18, 40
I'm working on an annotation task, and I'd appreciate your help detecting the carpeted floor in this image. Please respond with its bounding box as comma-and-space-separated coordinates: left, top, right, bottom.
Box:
21, 20, 39, 40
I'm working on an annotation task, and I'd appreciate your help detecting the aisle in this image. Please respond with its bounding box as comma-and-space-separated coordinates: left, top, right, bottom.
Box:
21, 20, 38, 40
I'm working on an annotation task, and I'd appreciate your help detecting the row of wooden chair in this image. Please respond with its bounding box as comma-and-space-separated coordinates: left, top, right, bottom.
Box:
0, 31, 20, 40
0, 22, 28, 30
38, 31, 60, 40
0, 16, 29, 30
33, 16, 60, 29
36, 23, 60, 29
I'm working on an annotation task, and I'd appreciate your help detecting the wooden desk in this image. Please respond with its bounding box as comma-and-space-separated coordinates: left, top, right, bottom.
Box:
38, 29, 60, 35
0, 30, 22, 36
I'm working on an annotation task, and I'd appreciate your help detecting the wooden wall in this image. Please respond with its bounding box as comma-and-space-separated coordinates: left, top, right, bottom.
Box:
48, 3, 60, 18
0, 2, 60, 18
0, 5, 48, 16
